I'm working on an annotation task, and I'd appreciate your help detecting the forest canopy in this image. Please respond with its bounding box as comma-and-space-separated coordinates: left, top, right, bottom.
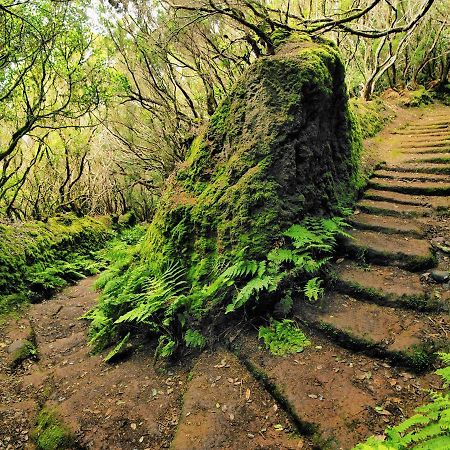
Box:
0, 0, 448, 221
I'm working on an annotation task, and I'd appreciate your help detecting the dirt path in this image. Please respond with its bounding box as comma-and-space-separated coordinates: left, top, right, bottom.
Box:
1, 104, 449, 450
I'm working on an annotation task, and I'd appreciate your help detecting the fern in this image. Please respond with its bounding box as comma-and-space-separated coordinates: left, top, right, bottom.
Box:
222, 259, 259, 280
88, 216, 348, 357
104, 333, 130, 363
304, 277, 324, 301
114, 262, 187, 325
354, 353, 450, 449
226, 273, 281, 313
184, 329, 206, 349
258, 319, 311, 356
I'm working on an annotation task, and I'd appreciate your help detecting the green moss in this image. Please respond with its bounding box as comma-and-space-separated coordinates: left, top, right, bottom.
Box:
10, 339, 37, 368
404, 86, 434, 107
89, 37, 363, 354
0, 214, 112, 315
349, 98, 390, 139
32, 408, 75, 450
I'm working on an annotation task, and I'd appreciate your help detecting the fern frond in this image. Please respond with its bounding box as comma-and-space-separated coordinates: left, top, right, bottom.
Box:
304, 277, 324, 301
222, 259, 259, 280
104, 333, 130, 363
267, 248, 297, 265
436, 367, 450, 387
438, 352, 450, 365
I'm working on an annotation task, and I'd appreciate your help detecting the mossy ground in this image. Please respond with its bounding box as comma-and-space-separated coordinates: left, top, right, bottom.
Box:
0, 214, 113, 316
32, 408, 75, 450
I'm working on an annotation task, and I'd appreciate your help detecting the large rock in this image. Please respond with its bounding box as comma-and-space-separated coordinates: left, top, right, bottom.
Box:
142, 36, 362, 282
92, 36, 363, 349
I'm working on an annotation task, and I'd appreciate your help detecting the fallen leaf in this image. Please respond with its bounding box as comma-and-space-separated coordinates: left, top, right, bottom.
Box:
245, 388, 251, 400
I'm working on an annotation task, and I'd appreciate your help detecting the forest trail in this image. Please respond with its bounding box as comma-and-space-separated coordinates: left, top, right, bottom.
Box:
1, 104, 450, 450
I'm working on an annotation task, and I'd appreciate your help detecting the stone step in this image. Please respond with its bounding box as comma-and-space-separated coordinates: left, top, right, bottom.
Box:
400, 146, 450, 157
368, 178, 450, 196
363, 189, 450, 210
394, 130, 450, 136
399, 141, 450, 150
232, 332, 430, 449
411, 154, 450, 164
364, 189, 433, 205
373, 170, 450, 182
384, 163, 450, 175
342, 229, 435, 271
349, 212, 425, 237
356, 199, 431, 217
302, 294, 449, 371
171, 350, 302, 450
407, 123, 450, 131
333, 260, 444, 311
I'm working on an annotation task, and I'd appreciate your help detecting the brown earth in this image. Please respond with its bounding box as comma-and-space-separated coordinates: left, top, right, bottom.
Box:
1, 103, 450, 450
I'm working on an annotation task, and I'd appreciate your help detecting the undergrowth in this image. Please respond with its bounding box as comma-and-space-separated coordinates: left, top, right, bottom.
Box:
86, 216, 349, 359
0, 214, 113, 316
354, 352, 450, 449
258, 319, 311, 356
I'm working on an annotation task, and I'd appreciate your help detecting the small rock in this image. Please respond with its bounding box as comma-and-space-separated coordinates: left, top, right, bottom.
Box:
430, 270, 450, 283
7, 339, 36, 368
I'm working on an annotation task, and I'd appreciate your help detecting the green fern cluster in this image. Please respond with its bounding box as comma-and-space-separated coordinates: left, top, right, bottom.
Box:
224, 217, 349, 314
258, 319, 311, 356
354, 353, 450, 449
87, 217, 348, 359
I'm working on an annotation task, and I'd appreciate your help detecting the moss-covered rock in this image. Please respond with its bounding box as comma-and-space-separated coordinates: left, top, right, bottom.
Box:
141, 37, 362, 284
90, 37, 363, 354
8, 338, 37, 368
32, 408, 75, 450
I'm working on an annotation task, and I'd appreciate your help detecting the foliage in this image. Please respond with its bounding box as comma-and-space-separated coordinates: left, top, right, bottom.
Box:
354, 353, 450, 449
0, 214, 112, 316
88, 217, 348, 358
224, 218, 349, 314
0, 0, 119, 220
350, 98, 392, 140
103, 333, 131, 363
258, 319, 311, 356
404, 87, 435, 107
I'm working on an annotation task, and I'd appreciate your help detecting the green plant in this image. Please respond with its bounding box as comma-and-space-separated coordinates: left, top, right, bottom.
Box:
0, 215, 113, 316
88, 216, 348, 358
184, 329, 206, 349
103, 333, 130, 363
354, 353, 450, 449
225, 217, 349, 313
258, 319, 311, 356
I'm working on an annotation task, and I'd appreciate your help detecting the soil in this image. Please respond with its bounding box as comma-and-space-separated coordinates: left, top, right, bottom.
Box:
1, 103, 449, 450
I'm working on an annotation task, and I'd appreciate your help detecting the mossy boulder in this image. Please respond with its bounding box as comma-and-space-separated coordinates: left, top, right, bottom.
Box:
141, 37, 362, 285
7, 339, 37, 368
32, 408, 75, 450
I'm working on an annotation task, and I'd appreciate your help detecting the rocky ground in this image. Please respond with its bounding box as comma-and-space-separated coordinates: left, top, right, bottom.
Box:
0, 104, 449, 450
